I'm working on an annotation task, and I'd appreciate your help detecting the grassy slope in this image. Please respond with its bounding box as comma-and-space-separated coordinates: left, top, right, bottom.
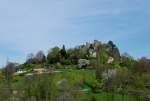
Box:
11, 69, 139, 101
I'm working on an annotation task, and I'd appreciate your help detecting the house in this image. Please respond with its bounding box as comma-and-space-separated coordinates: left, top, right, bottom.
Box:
78, 59, 90, 69
88, 43, 97, 58
14, 69, 27, 75
107, 57, 114, 64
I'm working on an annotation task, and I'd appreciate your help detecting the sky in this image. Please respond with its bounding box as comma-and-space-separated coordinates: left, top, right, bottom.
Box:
0, 0, 150, 67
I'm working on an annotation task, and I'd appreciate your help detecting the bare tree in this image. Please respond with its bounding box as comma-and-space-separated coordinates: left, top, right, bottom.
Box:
27, 53, 34, 60
2, 62, 16, 101
35, 50, 46, 63
26, 53, 35, 64
4, 62, 16, 84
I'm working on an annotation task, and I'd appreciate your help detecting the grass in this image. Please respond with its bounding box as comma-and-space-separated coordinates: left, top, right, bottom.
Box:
1, 68, 149, 101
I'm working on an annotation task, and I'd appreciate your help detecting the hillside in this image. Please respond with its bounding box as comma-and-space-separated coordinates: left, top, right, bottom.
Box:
0, 40, 150, 101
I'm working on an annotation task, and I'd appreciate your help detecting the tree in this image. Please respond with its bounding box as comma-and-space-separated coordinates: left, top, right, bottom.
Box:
71, 48, 80, 64
95, 42, 109, 80
26, 53, 36, 64
27, 53, 34, 60
106, 41, 121, 63
101, 68, 117, 101
66, 48, 79, 65
66, 49, 74, 64
35, 50, 46, 64
2, 62, 16, 100
47, 47, 60, 64
95, 43, 105, 80
60, 45, 67, 64
3, 62, 16, 84
134, 57, 150, 74
77, 45, 89, 59
116, 68, 131, 101
60, 45, 67, 59
120, 53, 135, 69
108, 41, 116, 49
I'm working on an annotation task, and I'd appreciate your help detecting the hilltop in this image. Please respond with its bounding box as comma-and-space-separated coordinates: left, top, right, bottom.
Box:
0, 40, 150, 101
20, 40, 121, 69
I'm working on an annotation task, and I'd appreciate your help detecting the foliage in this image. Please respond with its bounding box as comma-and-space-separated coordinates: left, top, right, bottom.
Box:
23, 75, 52, 101
120, 53, 136, 69
105, 41, 121, 63
35, 50, 46, 64
47, 46, 60, 64
2, 62, 16, 83
133, 57, 150, 74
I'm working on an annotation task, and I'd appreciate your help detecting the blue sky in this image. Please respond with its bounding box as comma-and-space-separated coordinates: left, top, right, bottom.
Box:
0, 0, 150, 67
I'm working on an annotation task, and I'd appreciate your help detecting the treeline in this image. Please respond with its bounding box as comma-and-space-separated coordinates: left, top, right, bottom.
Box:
24, 40, 121, 67
4, 40, 150, 76
2, 40, 150, 80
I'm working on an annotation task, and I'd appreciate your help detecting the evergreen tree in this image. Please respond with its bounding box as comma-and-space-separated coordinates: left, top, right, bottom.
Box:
60, 45, 67, 59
